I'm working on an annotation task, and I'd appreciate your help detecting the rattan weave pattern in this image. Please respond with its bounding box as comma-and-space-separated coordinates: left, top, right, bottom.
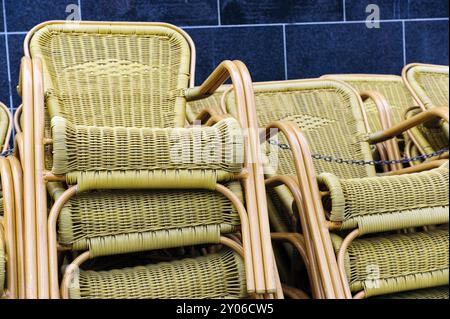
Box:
341, 77, 414, 134
318, 164, 449, 230
69, 249, 247, 299
186, 90, 225, 123
30, 24, 191, 129
51, 116, 244, 175
227, 81, 376, 179
410, 67, 449, 109
58, 186, 242, 256
376, 286, 449, 299
334, 229, 449, 296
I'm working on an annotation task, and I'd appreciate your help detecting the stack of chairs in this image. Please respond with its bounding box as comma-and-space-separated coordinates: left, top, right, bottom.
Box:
2, 19, 449, 299
16, 21, 282, 299
188, 78, 449, 299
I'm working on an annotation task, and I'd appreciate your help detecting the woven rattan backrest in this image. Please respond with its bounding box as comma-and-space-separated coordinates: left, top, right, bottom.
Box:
28, 22, 192, 128
323, 75, 415, 133
226, 80, 375, 179
405, 64, 449, 109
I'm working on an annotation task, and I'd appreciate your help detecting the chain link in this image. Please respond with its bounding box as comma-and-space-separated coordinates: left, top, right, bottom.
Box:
266, 139, 449, 166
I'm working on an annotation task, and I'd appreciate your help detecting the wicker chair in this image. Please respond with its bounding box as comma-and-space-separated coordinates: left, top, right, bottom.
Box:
20, 21, 279, 299
188, 79, 449, 299
402, 63, 449, 154
322, 73, 448, 166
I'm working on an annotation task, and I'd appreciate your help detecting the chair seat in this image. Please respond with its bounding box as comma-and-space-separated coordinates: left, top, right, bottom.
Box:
332, 228, 449, 297
57, 183, 242, 257
376, 286, 449, 299
319, 164, 449, 233
69, 249, 247, 299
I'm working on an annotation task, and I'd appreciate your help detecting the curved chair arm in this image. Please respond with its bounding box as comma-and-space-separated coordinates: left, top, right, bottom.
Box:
264, 120, 350, 299
13, 105, 22, 134
368, 106, 449, 144
185, 60, 244, 102
18, 57, 38, 299
193, 108, 232, 126
360, 91, 403, 171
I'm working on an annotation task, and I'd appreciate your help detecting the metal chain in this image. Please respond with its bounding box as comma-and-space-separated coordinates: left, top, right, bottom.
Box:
266, 139, 449, 166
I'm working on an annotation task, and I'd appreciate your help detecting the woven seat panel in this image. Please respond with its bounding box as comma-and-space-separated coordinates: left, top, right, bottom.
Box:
58, 184, 242, 255
344, 78, 414, 133
318, 164, 449, 229
0, 196, 3, 216
69, 249, 247, 299
375, 286, 449, 299
0, 233, 5, 295
51, 117, 243, 174
229, 81, 375, 179
337, 229, 449, 294
30, 24, 191, 129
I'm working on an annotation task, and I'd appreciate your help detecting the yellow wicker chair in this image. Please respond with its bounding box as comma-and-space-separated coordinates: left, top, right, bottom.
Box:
402, 63, 449, 154
20, 21, 278, 299
322, 73, 448, 166
188, 79, 449, 299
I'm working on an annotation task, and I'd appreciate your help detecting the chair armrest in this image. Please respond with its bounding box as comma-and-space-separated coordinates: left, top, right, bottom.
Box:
318, 163, 449, 234
368, 106, 449, 144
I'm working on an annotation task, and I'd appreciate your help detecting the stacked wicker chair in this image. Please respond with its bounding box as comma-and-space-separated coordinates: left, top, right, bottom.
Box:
323, 69, 449, 166
402, 64, 449, 155
18, 21, 280, 299
188, 79, 449, 299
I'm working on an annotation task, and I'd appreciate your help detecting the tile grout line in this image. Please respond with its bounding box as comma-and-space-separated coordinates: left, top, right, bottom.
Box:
217, 0, 221, 26
402, 20, 406, 66
179, 17, 448, 29
343, 0, 346, 21
282, 24, 288, 80
1, 17, 447, 33
78, 0, 82, 20
2, 0, 14, 115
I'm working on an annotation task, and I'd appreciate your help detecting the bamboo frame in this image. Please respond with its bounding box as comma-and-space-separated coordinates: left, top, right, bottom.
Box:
360, 91, 403, 171
0, 157, 17, 298
22, 21, 279, 299
7, 156, 25, 298
19, 56, 38, 299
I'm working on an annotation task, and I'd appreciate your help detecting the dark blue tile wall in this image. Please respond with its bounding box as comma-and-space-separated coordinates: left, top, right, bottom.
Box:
0, 0, 448, 118
345, 0, 449, 20
405, 20, 449, 65
220, 0, 343, 24
188, 26, 285, 84
286, 22, 404, 78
